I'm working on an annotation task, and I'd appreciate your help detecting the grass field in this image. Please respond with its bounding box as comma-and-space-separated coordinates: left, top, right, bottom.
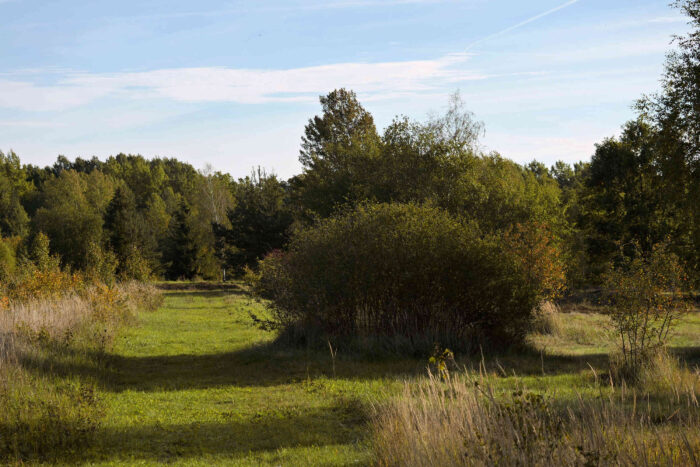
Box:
87, 283, 412, 466
66, 283, 700, 465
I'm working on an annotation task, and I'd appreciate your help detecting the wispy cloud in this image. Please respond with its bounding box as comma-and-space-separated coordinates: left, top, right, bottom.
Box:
0, 120, 60, 128
648, 16, 687, 24
0, 54, 482, 111
466, 0, 582, 50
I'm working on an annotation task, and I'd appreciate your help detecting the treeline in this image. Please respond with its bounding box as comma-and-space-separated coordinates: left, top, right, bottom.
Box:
1, 2, 700, 286
0, 152, 233, 280
0, 89, 697, 287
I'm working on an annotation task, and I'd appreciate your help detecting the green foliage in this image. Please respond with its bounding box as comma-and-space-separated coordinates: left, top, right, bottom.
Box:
104, 186, 141, 272
295, 88, 382, 217
17, 153, 230, 280
164, 200, 199, 280
0, 237, 16, 280
373, 93, 482, 206
0, 150, 32, 237
85, 241, 118, 285
603, 242, 691, 380
215, 168, 293, 274
257, 203, 558, 352
119, 245, 152, 281
579, 121, 677, 279
293, 90, 564, 244
29, 231, 59, 272
454, 154, 563, 233
633, 0, 700, 281
32, 170, 109, 269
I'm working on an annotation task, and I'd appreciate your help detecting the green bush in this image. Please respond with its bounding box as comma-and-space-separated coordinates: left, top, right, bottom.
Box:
85, 241, 118, 285
257, 203, 554, 353
0, 238, 16, 280
603, 242, 691, 381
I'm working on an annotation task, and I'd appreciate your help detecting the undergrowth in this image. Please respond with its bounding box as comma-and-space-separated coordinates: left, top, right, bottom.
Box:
371, 366, 700, 466
0, 277, 161, 463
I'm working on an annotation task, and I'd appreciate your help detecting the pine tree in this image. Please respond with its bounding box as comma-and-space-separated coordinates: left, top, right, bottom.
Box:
165, 200, 198, 280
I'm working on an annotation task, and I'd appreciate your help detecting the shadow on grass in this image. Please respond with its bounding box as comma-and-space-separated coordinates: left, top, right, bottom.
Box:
11, 403, 367, 464
671, 346, 700, 366
163, 290, 247, 301
18, 338, 619, 393
92, 404, 366, 462
16, 288, 699, 392
156, 281, 245, 291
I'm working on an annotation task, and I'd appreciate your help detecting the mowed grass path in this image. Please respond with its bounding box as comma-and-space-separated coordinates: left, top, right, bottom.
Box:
88, 284, 417, 466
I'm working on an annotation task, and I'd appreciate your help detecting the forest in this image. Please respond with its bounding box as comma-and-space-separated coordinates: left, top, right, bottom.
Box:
2, 0, 700, 465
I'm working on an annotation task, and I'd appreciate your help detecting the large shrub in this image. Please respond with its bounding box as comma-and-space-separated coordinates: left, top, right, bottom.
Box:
257, 203, 559, 352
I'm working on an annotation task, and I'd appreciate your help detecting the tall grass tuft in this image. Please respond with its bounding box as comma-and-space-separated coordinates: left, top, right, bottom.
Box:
531, 301, 564, 336
371, 369, 700, 466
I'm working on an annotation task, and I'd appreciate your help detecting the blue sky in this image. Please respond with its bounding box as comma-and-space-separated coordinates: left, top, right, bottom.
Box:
0, 0, 689, 178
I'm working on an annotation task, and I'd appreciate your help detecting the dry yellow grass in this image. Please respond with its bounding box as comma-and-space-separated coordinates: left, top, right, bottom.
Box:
530, 301, 614, 353
0, 282, 161, 368
371, 368, 700, 466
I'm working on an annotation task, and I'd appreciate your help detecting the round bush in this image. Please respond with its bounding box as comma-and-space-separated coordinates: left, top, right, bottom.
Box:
259, 203, 553, 352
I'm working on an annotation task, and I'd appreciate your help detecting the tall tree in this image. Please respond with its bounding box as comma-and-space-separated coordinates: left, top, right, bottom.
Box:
295, 88, 382, 217
164, 200, 198, 280
32, 170, 106, 268
215, 169, 292, 273
635, 0, 700, 279
0, 150, 32, 237
104, 186, 141, 273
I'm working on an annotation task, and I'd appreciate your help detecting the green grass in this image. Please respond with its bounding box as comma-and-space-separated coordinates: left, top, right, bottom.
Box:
47, 283, 699, 466
83, 285, 417, 466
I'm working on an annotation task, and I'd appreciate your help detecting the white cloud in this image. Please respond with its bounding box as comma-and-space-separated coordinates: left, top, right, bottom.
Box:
648, 16, 687, 24
0, 54, 482, 111
0, 79, 115, 112
483, 133, 601, 166
0, 119, 61, 128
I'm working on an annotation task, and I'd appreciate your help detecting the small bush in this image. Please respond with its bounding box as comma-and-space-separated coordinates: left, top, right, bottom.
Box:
119, 246, 152, 281
257, 203, 561, 352
85, 241, 118, 285
603, 242, 691, 381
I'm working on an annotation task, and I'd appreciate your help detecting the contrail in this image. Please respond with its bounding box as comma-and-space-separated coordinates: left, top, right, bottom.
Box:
466, 0, 582, 50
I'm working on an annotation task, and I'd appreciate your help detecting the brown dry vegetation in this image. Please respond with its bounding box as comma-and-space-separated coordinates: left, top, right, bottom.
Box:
371, 365, 700, 466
